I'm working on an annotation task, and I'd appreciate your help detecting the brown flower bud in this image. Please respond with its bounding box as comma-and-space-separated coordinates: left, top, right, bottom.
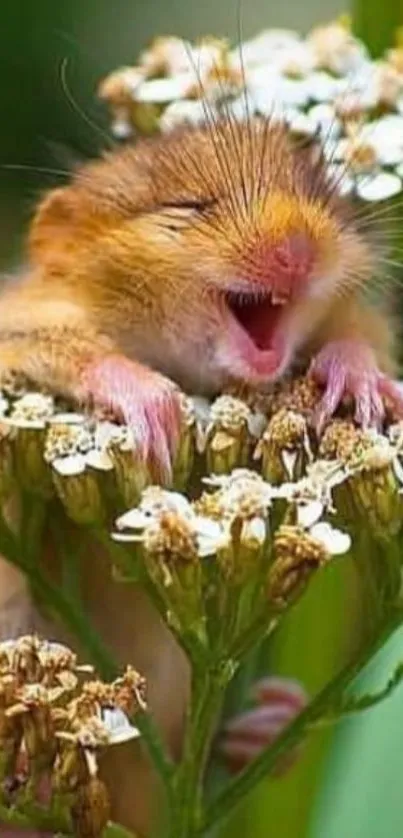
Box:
71, 777, 111, 838
268, 525, 329, 608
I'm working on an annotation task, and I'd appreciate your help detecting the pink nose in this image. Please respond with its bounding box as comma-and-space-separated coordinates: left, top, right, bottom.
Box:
269, 233, 314, 301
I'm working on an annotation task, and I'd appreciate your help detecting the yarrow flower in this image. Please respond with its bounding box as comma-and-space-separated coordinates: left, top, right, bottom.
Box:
0, 636, 146, 837
99, 17, 403, 200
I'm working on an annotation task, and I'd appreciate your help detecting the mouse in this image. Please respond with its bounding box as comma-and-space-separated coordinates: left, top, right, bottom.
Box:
0, 113, 402, 836
0, 115, 401, 482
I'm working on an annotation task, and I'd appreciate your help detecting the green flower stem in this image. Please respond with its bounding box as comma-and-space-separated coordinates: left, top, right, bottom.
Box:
200, 606, 403, 835
0, 800, 71, 832
135, 709, 175, 790
169, 668, 228, 838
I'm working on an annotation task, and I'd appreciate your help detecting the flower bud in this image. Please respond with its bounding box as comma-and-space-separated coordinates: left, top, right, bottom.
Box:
104, 424, 149, 508
172, 394, 197, 490
71, 777, 111, 838
255, 408, 312, 484
205, 396, 253, 474
320, 421, 402, 537
268, 525, 329, 608
2, 394, 56, 497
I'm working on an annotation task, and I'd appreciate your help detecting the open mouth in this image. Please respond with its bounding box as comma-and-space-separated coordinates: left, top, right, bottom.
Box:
223, 290, 289, 380
225, 292, 285, 351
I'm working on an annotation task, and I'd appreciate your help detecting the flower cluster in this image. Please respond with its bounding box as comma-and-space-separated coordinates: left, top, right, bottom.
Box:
99, 18, 403, 201
0, 635, 146, 838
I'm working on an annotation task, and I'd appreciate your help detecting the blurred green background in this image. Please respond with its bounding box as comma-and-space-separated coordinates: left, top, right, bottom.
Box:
2, 1, 403, 837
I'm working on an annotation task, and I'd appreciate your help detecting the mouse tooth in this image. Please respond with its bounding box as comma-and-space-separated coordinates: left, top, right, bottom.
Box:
271, 291, 288, 306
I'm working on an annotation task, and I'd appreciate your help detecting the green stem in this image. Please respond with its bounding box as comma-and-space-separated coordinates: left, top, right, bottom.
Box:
135, 710, 175, 790
169, 668, 227, 838
199, 607, 403, 835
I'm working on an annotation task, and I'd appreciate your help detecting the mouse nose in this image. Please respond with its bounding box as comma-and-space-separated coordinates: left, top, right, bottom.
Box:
268, 233, 314, 302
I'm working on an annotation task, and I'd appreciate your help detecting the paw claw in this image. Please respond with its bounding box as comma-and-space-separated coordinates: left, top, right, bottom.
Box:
310, 340, 394, 431
81, 354, 181, 484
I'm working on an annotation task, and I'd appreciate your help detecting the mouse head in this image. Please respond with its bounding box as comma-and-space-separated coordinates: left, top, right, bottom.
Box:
29, 116, 374, 389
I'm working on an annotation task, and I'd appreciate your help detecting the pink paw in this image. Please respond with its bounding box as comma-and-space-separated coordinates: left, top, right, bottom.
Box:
219, 676, 307, 776
309, 340, 403, 431
81, 354, 182, 482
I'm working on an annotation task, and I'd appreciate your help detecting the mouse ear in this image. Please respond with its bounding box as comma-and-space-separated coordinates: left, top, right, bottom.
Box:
28, 186, 82, 268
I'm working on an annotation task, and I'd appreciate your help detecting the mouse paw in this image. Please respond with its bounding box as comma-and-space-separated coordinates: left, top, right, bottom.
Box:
219, 676, 307, 776
308, 339, 402, 432
81, 354, 182, 483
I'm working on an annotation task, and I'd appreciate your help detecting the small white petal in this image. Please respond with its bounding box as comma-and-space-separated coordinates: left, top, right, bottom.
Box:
281, 449, 298, 478
392, 456, 403, 485
288, 112, 317, 137
297, 500, 324, 528
160, 99, 210, 131
135, 73, 194, 103
48, 413, 86, 425
2, 417, 46, 430
376, 144, 403, 167
85, 449, 115, 471
115, 509, 153, 531
112, 118, 132, 139
111, 532, 143, 543
310, 522, 351, 555
240, 517, 266, 548
308, 103, 341, 139
230, 30, 301, 70
102, 707, 140, 744
247, 411, 267, 439
194, 517, 231, 556
356, 172, 402, 202
326, 164, 355, 197
51, 455, 87, 476
307, 71, 344, 102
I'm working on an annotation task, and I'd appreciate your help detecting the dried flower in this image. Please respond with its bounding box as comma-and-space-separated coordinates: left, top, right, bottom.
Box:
71, 776, 111, 838
268, 523, 346, 608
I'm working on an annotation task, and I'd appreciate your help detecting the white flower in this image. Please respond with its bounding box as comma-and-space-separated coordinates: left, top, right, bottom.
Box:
307, 21, 369, 76
160, 99, 210, 132
309, 522, 351, 555
6, 392, 54, 429
306, 71, 345, 103
248, 68, 310, 109
297, 500, 325, 528
134, 73, 195, 104
308, 103, 342, 140
240, 516, 267, 548
193, 516, 232, 556
274, 459, 348, 524
51, 455, 88, 476
325, 164, 355, 197
48, 412, 86, 425
356, 172, 402, 202
114, 487, 194, 535
101, 707, 140, 744
229, 30, 301, 70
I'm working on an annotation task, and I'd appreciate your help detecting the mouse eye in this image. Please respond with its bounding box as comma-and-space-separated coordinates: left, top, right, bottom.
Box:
158, 197, 217, 213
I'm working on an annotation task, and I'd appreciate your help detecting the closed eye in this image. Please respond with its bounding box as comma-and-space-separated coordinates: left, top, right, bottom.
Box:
158, 197, 217, 213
